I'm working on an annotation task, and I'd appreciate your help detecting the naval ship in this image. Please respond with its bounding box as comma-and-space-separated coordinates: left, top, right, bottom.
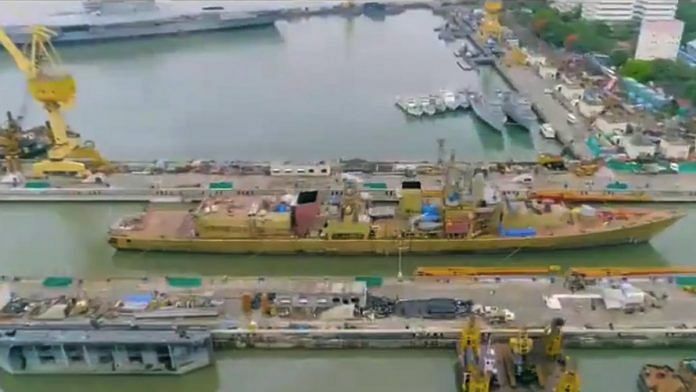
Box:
468, 91, 507, 133
500, 92, 539, 132
107, 175, 683, 255
4, 0, 277, 45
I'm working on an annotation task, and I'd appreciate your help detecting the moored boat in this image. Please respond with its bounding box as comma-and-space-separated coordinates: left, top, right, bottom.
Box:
108, 176, 684, 255
468, 92, 506, 133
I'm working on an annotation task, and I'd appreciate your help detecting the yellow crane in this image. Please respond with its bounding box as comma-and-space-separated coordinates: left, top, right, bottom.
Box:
479, 0, 504, 43
0, 26, 109, 177
544, 318, 565, 360
553, 357, 581, 392
460, 318, 490, 392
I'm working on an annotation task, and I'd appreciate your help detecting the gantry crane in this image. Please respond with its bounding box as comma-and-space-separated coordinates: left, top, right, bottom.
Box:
460, 318, 491, 392
0, 26, 109, 177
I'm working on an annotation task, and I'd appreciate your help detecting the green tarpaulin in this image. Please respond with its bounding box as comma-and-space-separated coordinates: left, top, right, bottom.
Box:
355, 276, 383, 288
42, 277, 73, 288
166, 277, 202, 288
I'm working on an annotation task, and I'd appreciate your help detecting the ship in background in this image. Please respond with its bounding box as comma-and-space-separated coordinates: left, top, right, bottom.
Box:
3, 0, 277, 45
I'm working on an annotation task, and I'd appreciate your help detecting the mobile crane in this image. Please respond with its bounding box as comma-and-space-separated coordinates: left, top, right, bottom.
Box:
0, 26, 109, 177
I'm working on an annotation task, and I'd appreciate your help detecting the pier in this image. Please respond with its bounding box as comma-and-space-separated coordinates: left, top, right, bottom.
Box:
497, 66, 592, 160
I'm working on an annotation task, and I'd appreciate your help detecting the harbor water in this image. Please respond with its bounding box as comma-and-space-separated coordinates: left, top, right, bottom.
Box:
0, 349, 691, 392
0, 6, 556, 162
0, 3, 692, 391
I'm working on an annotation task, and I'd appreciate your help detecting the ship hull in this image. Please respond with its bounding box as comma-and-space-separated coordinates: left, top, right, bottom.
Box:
8, 15, 276, 45
109, 214, 681, 255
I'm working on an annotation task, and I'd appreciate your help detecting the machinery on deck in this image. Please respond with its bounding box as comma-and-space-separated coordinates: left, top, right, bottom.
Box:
0, 25, 110, 177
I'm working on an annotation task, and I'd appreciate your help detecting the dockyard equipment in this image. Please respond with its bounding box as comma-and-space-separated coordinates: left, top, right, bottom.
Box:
553, 357, 581, 392
544, 318, 565, 359
0, 112, 23, 174
0, 26, 110, 177
479, 0, 503, 42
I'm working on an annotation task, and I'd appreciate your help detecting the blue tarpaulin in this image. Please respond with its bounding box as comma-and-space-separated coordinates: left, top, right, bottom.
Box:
499, 227, 537, 238
122, 294, 153, 311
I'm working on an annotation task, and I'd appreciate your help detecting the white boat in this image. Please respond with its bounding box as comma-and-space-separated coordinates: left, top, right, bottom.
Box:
420, 97, 436, 116
540, 123, 556, 139
405, 98, 424, 117
441, 90, 459, 110
430, 95, 447, 113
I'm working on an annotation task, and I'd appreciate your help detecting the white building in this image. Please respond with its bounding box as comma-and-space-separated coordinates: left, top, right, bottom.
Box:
634, 0, 679, 21
593, 116, 629, 135
634, 19, 684, 61
659, 136, 691, 160
582, 0, 636, 21
555, 84, 585, 101
579, 0, 678, 21
621, 134, 656, 159
577, 100, 605, 118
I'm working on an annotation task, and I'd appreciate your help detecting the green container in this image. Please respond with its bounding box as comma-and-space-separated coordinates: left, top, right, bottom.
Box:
676, 277, 696, 286
355, 276, 383, 288
25, 181, 51, 189
166, 277, 202, 288
42, 277, 73, 288
364, 182, 388, 190
209, 181, 233, 190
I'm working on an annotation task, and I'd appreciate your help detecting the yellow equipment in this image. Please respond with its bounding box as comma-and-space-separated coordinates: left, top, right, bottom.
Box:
544, 318, 564, 359
509, 328, 533, 357
479, 0, 503, 42
0, 25, 109, 177
505, 46, 527, 67
554, 357, 581, 392
0, 112, 23, 174
460, 318, 490, 392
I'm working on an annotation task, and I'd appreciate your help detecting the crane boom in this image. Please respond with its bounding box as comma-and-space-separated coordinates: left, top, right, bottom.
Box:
0, 26, 109, 177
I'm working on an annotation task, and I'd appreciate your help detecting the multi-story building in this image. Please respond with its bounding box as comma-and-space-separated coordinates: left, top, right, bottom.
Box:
634, 19, 684, 60
582, 0, 637, 21
633, 0, 679, 21
555, 0, 678, 21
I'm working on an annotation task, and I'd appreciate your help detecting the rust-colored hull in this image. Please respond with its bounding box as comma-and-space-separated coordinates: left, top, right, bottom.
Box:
108, 214, 682, 255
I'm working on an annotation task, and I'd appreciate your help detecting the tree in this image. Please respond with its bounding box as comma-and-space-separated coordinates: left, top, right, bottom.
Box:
564, 34, 578, 50
620, 59, 654, 83
609, 50, 629, 67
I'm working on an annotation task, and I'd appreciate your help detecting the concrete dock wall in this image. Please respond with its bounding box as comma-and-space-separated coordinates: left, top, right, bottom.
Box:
210, 328, 696, 350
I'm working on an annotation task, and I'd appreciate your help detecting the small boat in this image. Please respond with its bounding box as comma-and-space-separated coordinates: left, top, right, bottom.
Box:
420, 97, 436, 116
441, 90, 459, 111
540, 123, 556, 139
405, 99, 423, 117
430, 95, 446, 113
456, 91, 471, 110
